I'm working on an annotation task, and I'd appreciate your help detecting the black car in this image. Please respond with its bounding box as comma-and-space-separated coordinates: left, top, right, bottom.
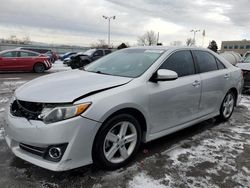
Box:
60, 52, 77, 61
69, 49, 112, 69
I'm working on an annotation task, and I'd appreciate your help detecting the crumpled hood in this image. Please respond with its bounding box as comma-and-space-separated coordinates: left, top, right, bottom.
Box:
15, 70, 132, 103
236, 63, 250, 71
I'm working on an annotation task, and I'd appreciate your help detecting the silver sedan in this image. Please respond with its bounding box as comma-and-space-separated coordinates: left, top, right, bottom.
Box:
4, 46, 243, 171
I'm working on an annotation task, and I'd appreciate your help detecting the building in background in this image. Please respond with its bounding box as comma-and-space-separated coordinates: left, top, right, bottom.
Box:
221, 40, 250, 56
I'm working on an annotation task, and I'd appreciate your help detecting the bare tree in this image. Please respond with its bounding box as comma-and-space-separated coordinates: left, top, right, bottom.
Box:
22, 36, 31, 44
137, 30, 157, 46
91, 39, 109, 48
186, 38, 195, 46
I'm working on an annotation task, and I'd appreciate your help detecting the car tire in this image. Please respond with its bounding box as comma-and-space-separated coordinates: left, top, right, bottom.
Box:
33, 63, 45, 73
93, 114, 142, 170
216, 91, 236, 122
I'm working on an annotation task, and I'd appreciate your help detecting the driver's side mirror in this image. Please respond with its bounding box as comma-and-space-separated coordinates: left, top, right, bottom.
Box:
151, 69, 178, 82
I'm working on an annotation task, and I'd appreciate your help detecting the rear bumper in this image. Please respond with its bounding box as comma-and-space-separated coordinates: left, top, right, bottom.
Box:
4, 112, 101, 171
43, 59, 52, 70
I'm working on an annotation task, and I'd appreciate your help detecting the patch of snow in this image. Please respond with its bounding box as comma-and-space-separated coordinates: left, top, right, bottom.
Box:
2, 77, 21, 80
2, 81, 27, 93
92, 184, 102, 188
3, 80, 27, 86
185, 176, 220, 188
240, 95, 250, 109
128, 173, 167, 188
206, 168, 219, 176
0, 97, 9, 103
48, 61, 71, 73
229, 126, 250, 136
242, 167, 250, 174
0, 108, 5, 113
0, 127, 4, 140
231, 172, 250, 187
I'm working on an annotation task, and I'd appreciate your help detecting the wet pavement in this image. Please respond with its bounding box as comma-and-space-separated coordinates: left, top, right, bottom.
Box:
1, 62, 250, 188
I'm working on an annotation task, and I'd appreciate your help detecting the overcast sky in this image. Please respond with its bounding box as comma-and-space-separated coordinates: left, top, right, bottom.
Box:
0, 0, 249, 47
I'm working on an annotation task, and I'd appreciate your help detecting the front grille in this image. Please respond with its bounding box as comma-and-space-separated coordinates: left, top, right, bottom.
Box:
19, 143, 46, 157
10, 100, 43, 120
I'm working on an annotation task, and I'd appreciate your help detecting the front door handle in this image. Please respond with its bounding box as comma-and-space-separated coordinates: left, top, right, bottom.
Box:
224, 74, 229, 80
192, 80, 200, 87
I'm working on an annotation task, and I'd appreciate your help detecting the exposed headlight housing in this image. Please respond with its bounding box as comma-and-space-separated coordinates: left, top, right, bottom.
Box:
39, 103, 91, 124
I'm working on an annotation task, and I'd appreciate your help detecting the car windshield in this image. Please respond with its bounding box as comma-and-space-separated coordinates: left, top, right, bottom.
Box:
85, 48, 165, 78
83, 49, 96, 56
244, 56, 250, 63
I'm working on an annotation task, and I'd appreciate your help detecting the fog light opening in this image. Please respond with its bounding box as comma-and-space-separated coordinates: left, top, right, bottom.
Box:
48, 147, 62, 159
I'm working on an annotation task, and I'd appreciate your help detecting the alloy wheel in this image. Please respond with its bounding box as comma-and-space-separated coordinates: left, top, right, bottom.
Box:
103, 121, 137, 164
222, 93, 235, 118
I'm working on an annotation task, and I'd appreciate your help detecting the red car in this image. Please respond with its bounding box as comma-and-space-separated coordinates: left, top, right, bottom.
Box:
0, 49, 52, 73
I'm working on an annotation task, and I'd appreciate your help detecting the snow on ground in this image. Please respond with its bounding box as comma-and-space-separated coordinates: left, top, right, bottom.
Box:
48, 60, 71, 73
240, 95, 250, 109
2, 81, 27, 92
0, 97, 9, 103
1, 77, 21, 80
128, 173, 167, 188
91, 96, 250, 188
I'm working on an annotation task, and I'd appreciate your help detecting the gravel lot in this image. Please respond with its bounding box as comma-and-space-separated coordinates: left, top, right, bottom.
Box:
0, 62, 250, 188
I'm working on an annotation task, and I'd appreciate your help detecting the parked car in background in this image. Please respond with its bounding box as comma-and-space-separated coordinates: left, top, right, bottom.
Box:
69, 49, 112, 69
60, 52, 77, 61
63, 53, 78, 65
243, 51, 250, 59
219, 51, 242, 66
237, 55, 250, 91
4, 47, 243, 171
17, 47, 58, 63
0, 49, 51, 73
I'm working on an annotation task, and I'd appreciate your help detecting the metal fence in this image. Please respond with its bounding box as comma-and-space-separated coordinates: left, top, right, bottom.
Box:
0, 43, 89, 54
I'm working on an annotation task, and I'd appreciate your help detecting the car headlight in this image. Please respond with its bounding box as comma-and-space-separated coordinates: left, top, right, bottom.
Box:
39, 103, 91, 124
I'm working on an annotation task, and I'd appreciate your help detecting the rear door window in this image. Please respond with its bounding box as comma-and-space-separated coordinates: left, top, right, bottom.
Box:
193, 51, 218, 73
2, 51, 18, 57
159, 50, 195, 77
105, 50, 111, 55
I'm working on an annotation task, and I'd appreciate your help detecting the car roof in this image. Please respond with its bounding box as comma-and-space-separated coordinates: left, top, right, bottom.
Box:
17, 47, 51, 51
129, 46, 211, 51
0, 49, 40, 55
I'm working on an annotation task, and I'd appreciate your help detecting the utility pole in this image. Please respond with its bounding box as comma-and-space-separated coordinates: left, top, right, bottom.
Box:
190, 29, 200, 45
156, 32, 159, 44
102, 15, 116, 47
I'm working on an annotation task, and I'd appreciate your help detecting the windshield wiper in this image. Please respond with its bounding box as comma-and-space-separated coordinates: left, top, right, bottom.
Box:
95, 71, 111, 75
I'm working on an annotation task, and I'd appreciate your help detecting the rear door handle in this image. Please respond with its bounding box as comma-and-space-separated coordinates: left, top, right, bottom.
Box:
192, 80, 200, 87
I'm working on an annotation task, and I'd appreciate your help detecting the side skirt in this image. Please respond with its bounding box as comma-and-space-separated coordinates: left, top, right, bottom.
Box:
145, 111, 219, 143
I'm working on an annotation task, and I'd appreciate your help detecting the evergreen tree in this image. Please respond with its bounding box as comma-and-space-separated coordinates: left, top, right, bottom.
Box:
208, 40, 218, 53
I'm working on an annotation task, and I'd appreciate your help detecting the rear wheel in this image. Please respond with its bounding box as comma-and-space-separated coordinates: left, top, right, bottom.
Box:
216, 91, 235, 122
93, 114, 141, 170
33, 63, 45, 73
